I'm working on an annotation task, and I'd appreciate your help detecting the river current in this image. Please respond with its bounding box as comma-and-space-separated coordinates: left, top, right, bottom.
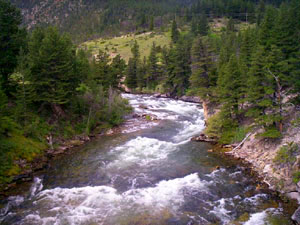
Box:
0, 94, 292, 225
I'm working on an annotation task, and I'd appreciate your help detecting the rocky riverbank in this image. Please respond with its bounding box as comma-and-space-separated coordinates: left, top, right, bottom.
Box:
192, 98, 300, 223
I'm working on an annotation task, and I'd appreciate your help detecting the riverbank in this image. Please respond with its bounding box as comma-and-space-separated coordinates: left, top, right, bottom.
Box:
1, 93, 295, 225
0, 103, 162, 198
191, 98, 300, 223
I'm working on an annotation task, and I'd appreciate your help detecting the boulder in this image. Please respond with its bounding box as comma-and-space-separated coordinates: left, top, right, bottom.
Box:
191, 133, 217, 144
139, 104, 148, 109
297, 181, 300, 190
287, 192, 300, 203
292, 207, 300, 224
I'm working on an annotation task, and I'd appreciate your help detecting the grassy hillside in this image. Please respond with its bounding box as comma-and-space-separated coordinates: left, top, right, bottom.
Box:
80, 19, 252, 62
80, 31, 172, 62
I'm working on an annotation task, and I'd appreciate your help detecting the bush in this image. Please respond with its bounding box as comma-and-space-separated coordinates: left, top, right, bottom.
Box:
205, 111, 238, 144
258, 126, 281, 139
273, 142, 299, 165
24, 115, 51, 142
293, 171, 300, 184
231, 126, 249, 143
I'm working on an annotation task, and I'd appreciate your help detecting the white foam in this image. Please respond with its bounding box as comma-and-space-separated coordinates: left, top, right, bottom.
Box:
243, 194, 268, 206
21, 173, 206, 225
107, 137, 178, 168
244, 210, 269, 225
0, 196, 24, 219
210, 198, 232, 223
123, 94, 203, 121
30, 177, 43, 198
172, 117, 205, 143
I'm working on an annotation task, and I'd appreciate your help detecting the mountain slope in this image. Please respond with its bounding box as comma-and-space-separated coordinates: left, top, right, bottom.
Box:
11, 0, 194, 43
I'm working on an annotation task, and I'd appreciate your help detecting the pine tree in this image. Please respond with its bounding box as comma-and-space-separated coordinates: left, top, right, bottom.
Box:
110, 54, 126, 89
191, 18, 198, 36
146, 42, 159, 89
189, 36, 214, 99
126, 58, 137, 89
256, 0, 266, 25
226, 18, 235, 33
171, 20, 180, 44
13, 48, 34, 125
165, 38, 192, 96
198, 14, 209, 36
246, 46, 281, 138
93, 50, 111, 89
0, 0, 27, 95
217, 54, 242, 118
137, 56, 147, 90
239, 27, 257, 69
75, 49, 90, 83
149, 16, 154, 31
125, 41, 141, 89
258, 6, 278, 49
28, 27, 77, 114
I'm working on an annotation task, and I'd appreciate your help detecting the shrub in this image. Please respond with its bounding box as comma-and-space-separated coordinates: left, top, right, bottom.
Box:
293, 171, 300, 184
205, 111, 238, 144
273, 142, 299, 165
258, 126, 281, 139
231, 126, 249, 143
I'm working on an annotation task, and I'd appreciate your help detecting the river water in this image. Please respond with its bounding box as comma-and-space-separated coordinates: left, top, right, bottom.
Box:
0, 94, 293, 225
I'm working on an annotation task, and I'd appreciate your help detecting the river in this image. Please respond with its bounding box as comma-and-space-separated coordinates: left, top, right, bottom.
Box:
0, 94, 293, 224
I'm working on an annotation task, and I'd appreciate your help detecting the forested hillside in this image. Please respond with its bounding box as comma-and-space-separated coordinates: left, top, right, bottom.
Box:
11, 0, 285, 43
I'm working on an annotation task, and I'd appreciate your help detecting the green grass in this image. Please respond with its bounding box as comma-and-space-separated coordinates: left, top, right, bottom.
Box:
81, 31, 172, 62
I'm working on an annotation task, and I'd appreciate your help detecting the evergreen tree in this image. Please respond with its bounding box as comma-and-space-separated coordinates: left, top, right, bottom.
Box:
125, 41, 140, 89
258, 6, 277, 49
137, 56, 147, 90
0, 0, 26, 94
239, 27, 257, 68
189, 36, 214, 99
13, 48, 33, 125
146, 42, 159, 89
93, 50, 111, 89
149, 16, 154, 31
217, 54, 242, 118
111, 54, 126, 89
165, 38, 192, 96
191, 18, 198, 36
256, 0, 266, 25
171, 20, 180, 43
28, 27, 77, 114
246, 46, 281, 138
198, 14, 209, 36
126, 58, 137, 89
75, 49, 90, 83
226, 18, 235, 33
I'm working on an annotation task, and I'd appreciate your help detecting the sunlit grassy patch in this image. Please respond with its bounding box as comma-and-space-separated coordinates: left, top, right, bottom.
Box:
81, 31, 171, 62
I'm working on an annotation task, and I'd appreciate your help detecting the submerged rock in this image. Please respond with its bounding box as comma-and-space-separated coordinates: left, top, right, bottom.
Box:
191, 133, 217, 144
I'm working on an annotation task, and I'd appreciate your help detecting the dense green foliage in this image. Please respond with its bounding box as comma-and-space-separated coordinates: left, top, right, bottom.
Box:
0, 0, 26, 94
119, 0, 300, 144
0, 1, 131, 184
1, 0, 299, 184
